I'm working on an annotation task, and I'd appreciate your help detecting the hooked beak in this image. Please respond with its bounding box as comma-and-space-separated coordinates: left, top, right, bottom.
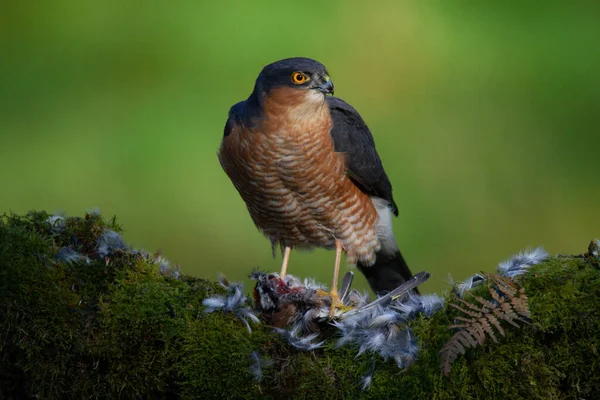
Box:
317, 78, 334, 95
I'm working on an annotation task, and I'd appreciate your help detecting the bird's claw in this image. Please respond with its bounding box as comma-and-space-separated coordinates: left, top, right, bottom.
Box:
328, 290, 345, 318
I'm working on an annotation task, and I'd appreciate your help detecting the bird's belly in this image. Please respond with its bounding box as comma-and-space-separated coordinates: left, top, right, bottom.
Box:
235, 141, 381, 265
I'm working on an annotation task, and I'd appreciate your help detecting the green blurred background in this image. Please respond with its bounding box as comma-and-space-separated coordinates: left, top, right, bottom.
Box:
1, 1, 599, 294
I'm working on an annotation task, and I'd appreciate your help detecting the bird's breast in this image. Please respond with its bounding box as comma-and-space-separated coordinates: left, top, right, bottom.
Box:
218, 97, 380, 264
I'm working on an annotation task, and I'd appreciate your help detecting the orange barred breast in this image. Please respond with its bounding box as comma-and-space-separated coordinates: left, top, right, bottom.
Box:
219, 88, 380, 265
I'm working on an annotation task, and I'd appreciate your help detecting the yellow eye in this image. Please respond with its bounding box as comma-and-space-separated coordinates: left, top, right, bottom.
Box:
291, 72, 309, 84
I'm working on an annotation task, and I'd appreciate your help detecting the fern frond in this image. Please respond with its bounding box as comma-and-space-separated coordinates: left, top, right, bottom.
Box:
498, 303, 523, 327
486, 314, 505, 337
454, 316, 477, 323
473, 295, 496, 310
510, 288, 530, 318
478, 317, 497, 343
440, 273, 531, 376
456, 297, 489, 313
455, 330, 476, 348
440, 333, 468, 376
491, 274, 518, 297
449, 303, 481, 318
489, 287, 504, 303
467, 321, 486, 344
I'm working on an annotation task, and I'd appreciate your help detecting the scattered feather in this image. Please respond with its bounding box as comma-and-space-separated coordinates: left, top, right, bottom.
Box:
361, 358, 375, 391
299, 308, 321, 332
456, 273, 486, 298
393, 293, 445, 318
302, 277, 327, 291
152, 252, 180, 279
46, 215, 66, 233
156, 256, 170, 273
348, 271, 430, 315
370, 311, 403, 328
333, 304, 418, 368
96, 230, 128, 258
396, 328, 419, 367
497, 247, 548, 278
273, 326, 324, 351
248, 270, 431, 371
248, 351, 272, 382
457, 247, 547, 299
85, 207, 101, 216
218, 273, 230, 288
416, 294, 445, 317
167, 263, 180, 280
446, 273, 455, 286
278, 274, 327, 291
202, 281, 259, 334
202, 297, 226, 309
339, 271, 354, 304
282, 274, 302, 288
56, 247, 91, 265
345, 290, 370, 308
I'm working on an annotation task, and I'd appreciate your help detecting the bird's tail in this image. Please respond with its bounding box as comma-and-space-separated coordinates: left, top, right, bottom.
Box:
357, 248, 418, 296
357, 197, 419, 296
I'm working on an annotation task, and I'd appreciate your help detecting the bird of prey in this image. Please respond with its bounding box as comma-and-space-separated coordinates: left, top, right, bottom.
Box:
218, 57, 416, 314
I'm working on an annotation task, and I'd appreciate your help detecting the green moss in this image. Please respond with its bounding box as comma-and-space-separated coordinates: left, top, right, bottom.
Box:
1, 211, 599, 399
0, 211, 233, 399
180, 314, 257, 399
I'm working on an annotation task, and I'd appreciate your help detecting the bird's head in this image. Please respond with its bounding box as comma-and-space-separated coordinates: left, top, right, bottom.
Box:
253, 57, 334, 103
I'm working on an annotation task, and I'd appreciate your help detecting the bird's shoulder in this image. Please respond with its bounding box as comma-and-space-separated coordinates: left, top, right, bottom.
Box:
223, 96, 262, 137
327, 96, 365, 121
326, 96, 398, 215
223, 101, 246, 137
326, 96, 377, 145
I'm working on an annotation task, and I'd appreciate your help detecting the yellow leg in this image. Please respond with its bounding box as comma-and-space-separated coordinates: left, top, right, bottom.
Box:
329, 240, 344, 317
280, 246, 291, 279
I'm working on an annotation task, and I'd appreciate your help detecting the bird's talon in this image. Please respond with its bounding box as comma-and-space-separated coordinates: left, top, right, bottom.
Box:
328, 291, 345, 318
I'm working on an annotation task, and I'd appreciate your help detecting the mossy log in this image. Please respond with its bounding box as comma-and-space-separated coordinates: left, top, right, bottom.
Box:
1, 211, 599, 399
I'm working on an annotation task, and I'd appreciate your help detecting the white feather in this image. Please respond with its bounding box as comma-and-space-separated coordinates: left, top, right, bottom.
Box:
371, 197, 398, 255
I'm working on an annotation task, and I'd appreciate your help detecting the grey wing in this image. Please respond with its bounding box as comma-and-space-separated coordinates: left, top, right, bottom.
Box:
327, 96, 398, 215
223, 101, 246, 137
